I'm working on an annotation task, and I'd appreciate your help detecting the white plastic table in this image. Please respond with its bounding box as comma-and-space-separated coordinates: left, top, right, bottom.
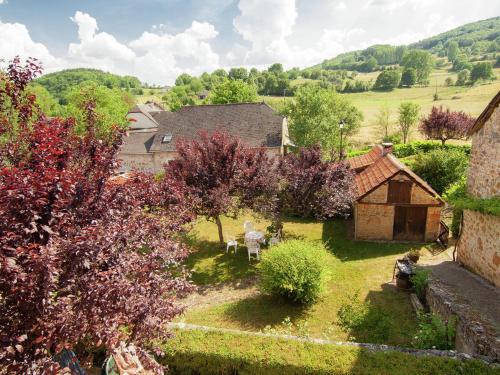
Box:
245, 231, 265, 243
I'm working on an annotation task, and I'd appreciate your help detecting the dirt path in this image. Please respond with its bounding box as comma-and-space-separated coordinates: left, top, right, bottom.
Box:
180, 277, 259, 310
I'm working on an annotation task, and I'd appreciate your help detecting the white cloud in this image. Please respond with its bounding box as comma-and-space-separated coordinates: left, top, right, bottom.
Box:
0, 11, 221, 85
0, 0, 7, 4
0, 20, 61, 70
336, 2, 347, 10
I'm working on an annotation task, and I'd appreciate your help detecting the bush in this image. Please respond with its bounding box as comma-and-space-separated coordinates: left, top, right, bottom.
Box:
410, 149, 469, 195
392, 141, 471, 158
444, 177, 467, 237
373, 70, 401, 91
410, 268, 430, 300
258, 240, 329, 305
412, 312, 456, 350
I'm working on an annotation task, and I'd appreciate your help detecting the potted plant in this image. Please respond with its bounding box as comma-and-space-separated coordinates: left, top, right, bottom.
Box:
407, 249, 420, 263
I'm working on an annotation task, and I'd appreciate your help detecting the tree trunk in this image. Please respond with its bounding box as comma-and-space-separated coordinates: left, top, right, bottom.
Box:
441, 139, 446, 145
215, 215, 224, 248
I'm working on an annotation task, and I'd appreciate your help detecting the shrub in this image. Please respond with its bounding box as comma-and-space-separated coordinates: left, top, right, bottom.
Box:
444, 177, 467, 237
410, 149, 469, 195
410, 268, 430, 300
258, 240, 329, 305
412, 312, 456, 350
392, 141, 471, 158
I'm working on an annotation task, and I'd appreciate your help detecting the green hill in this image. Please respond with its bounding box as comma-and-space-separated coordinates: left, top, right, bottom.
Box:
36, 68, 142, 102
309, 17, 500, 73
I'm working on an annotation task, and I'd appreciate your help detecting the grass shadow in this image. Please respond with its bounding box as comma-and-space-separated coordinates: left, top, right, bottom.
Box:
222, 294, 309, 332
321, 220, 423, 262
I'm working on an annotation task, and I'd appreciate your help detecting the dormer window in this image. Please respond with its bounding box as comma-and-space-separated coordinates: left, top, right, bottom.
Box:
161, 134, 172, 144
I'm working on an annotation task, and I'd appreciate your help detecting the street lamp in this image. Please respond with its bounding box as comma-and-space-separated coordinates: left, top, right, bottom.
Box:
339, 120, 345, 160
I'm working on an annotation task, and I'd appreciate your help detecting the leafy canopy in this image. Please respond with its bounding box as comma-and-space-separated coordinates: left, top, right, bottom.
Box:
285, 84, 362, 157
208, 79, 259, 104
419, 106, 475, 145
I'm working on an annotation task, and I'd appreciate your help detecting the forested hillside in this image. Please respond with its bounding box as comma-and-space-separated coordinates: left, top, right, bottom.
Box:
36, 68, 142, 102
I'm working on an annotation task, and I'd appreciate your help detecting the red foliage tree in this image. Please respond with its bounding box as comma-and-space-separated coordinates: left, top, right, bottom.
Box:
278, 145, 356, 220
419, 106, 475, 145
165, 131, 274, 247
0, 58, 194, 373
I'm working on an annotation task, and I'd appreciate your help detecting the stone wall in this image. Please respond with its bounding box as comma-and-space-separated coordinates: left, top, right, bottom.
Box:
118, 153, 155, 172
457, 210, 500, 287
425, 206, 441, 242
411, 185, 439, 205
361, 183, 388, 203
355, 203, 394, 240
426, 281, 500, 361
467, 107, 500, 199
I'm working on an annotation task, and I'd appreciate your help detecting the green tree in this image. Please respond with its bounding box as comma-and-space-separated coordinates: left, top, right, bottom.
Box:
402, 50, 434, 85
228, 67, 249, 81
373, 70, 401, 91
209, 79, 258, 104
456, 69, 470, 86
400, 68, 417, 87
470, 62, 494, 82
375, 106, 392, 140
447, 41, 460, 62
175, 73, 193, 86
28, 84, 60, 116
285, 84, 362, 158
398, 102, 420, 144
268, 63, 284, 74
163, 85, 197, 111
61, 81, 131, 136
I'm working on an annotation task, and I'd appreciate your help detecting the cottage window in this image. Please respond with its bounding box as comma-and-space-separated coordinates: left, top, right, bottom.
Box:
387, 180, 412, 204
161, 134, 172, 144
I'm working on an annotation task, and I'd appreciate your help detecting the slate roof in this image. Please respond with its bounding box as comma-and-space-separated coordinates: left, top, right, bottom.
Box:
468, 90, 500, 135
149, 102, 285, 152
120, 131, 156, 154
347, 145, 384, 171
355, 153, 443, 204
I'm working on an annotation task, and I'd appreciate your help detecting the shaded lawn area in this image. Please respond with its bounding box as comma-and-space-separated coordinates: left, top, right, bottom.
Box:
180, 213, 429, 346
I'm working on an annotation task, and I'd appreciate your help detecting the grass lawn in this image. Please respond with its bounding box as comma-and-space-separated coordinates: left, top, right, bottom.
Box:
161, 329, 499, 375
179, 213, 432, 346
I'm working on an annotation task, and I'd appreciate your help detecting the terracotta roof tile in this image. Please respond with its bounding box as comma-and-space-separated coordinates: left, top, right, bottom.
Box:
348, 145, 383, 171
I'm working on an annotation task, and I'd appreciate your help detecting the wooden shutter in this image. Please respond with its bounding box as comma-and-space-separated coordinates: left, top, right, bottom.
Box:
388, 181, 412, 204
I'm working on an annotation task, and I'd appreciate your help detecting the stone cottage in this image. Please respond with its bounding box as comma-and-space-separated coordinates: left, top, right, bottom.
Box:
119, 102, 291, 172
349, 144, 444, 241
456, 91, 500, 287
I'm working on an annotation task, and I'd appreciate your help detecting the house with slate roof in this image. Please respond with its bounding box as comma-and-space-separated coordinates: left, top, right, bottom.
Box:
348, 143, 444, 242
119, 102, 291, 172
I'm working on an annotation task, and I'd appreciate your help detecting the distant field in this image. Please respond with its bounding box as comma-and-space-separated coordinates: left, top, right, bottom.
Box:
134, 68, 500, 148
265, 68, 500, 147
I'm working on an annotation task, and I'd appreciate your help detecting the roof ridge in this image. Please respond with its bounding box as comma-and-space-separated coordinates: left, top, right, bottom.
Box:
179, 102, 267, 108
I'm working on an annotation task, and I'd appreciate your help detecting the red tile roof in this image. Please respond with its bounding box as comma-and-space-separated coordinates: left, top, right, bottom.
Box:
355, 154, 444, 204
347, 145, 383, 171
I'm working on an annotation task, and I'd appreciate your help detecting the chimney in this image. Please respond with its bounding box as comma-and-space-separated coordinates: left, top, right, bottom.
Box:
381, 142, 393, 155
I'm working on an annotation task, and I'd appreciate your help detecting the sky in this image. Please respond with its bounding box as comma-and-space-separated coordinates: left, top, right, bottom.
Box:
0, 0, 499, 85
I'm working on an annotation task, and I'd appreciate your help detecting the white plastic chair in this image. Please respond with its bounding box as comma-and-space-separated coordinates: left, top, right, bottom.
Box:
243, 220, 254, 234
268, 234, 280, 247
246, 239, 260, 261
226, 234, 237, 254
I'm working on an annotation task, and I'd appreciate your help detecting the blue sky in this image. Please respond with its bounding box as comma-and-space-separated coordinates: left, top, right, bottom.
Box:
1, 0, 498, 84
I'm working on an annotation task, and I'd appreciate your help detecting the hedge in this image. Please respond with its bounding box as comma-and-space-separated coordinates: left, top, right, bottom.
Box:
452, 196, 500, 217
159, 329, 497, 375
347, 141, 471, 159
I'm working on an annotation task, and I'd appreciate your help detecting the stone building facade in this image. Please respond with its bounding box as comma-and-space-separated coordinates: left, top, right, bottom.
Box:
457, 91, 500, 287
350, 146, 444, 242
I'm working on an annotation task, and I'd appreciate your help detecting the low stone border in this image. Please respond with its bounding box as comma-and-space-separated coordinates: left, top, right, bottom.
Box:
168, 322, 499, 366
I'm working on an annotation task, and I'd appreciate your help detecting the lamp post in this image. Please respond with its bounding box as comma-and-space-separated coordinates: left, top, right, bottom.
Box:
339, 120, 345, 160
